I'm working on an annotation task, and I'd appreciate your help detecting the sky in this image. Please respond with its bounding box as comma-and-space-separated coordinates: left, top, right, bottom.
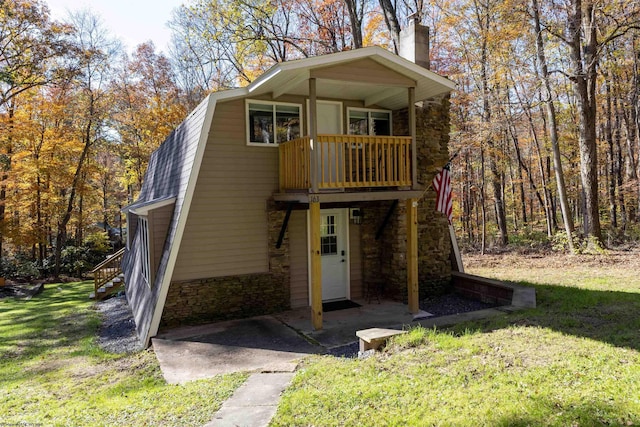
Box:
44, 0, 185, 54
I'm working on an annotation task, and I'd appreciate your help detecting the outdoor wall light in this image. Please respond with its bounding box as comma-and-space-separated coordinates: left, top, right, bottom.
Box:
350, 208, 362, 224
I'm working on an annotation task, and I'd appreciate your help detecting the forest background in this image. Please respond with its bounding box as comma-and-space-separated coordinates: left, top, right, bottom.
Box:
1, 0, 639, 279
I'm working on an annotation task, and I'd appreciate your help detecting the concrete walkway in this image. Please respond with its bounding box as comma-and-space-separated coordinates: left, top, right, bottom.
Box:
152, 316, 321, 384
204, 372, 294, 427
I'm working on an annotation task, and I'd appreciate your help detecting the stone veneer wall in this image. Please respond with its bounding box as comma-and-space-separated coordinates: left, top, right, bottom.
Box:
159, 201, 290, 329
414, 98, 454, 296
357, 98, 453, 302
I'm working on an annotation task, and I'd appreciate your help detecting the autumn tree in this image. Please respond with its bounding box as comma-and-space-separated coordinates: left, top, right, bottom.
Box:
113, 42, 186, 199
0, 0, 74, 109
0, 0, 74, 261
51, 10, 121, 277
537, 0, 640, 246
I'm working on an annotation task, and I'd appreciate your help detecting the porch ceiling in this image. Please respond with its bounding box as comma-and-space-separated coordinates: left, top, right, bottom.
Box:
273, 76, 412, 110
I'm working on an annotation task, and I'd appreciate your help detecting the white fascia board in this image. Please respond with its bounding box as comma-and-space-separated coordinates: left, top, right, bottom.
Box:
124, 196, 177, 216
144, 96, 218, 347
210, 87, 249, 103
249, 68, 282, 93
246, 47, 391, 94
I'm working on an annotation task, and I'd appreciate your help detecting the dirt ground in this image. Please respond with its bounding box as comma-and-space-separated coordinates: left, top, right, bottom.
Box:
463, 244, 640, 271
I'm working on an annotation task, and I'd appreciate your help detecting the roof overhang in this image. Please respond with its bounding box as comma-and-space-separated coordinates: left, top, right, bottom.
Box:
123, 196, 177, 215
211, 46, 456, 110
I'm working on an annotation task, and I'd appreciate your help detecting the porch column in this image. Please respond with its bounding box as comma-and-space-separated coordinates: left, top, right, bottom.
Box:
409, 87, 418, 189
309, 200, 323, 329
309, 78, 319, 193
406, 198, 419, 313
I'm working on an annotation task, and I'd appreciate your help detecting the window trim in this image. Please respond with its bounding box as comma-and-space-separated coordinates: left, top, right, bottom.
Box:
245, 99, 303, 147
138, 215, 152, 287
346, 107, 393, 136
126, 212, 136, 250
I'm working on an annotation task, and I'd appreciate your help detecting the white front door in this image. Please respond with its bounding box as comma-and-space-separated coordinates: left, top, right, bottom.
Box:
319, 209, 349, 301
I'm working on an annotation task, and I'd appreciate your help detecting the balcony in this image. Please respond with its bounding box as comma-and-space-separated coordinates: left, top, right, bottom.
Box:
279, 134, 413, 192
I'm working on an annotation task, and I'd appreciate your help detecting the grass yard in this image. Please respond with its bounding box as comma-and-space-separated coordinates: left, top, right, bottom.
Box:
0, 281, 247, 426
272, 249, 640, 426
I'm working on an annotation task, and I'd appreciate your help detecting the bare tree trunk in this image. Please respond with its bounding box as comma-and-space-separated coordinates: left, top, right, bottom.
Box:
516, 153, 527, 227
0, 103, 15, 263
477, 7, 507, 245
614, 97, 627, 230
343, 0, 364, 48
378, 0, 402, 53
54, 119, 93, 277
567, 0, 603, 246
529, 109, 553, 236
604, 74, 618, 228
463, 149, 474, 242
506, 151, 519, 231
532, 0, 575, 251
634, 37, 640, 221
480, 145, 487, 254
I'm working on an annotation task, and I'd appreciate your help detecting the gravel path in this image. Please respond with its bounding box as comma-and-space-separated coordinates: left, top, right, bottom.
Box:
96, 294, 143, 354
419, 292, 498, 316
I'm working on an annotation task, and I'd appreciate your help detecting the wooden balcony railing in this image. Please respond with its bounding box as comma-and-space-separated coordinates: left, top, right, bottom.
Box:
279, 134, 412, 191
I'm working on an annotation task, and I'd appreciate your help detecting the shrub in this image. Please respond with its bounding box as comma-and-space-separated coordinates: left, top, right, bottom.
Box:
551, 231, 606, 254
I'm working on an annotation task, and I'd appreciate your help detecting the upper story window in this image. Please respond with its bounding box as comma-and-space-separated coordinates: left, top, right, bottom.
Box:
246, 100, 301, 145
348, 108, 392, 136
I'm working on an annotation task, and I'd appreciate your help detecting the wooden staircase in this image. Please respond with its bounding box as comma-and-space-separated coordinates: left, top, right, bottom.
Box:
90, 248, 125, 300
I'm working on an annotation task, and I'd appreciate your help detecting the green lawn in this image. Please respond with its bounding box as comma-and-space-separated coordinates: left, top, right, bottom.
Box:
272, 252, 640, 426
0, 281, 247, 426
3, 255, 640, 426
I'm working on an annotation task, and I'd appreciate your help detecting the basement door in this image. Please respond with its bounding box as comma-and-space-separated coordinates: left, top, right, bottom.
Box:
319, 208, 349, 301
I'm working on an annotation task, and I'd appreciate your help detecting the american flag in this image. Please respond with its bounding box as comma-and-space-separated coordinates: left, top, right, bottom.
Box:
433, 163, 453, 224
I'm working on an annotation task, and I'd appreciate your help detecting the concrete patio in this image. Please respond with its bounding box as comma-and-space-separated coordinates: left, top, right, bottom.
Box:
152, 273, 536, 384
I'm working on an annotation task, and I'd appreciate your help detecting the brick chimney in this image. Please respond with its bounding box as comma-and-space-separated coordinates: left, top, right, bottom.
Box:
399, 15, 430, 70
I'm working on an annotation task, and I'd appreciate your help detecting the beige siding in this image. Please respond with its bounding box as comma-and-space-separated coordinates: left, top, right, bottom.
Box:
171, 95, 373, 284
289, 210, 309, 308
173, 98, 279, 281
311, 58, 416, 87
349, 222, 363, 299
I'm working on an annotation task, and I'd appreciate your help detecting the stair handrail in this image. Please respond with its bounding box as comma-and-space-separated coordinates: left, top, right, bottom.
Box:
92, 247, 125, 296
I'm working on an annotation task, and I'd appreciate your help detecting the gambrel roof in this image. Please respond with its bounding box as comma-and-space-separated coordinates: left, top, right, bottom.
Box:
123, 46, 456, 346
